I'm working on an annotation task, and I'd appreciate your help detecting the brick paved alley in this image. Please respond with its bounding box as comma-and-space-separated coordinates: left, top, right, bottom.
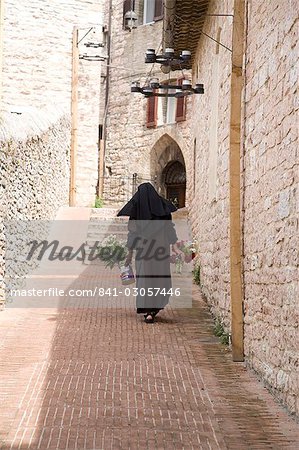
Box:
1, 0, 298, 447
0, 261, 298, 449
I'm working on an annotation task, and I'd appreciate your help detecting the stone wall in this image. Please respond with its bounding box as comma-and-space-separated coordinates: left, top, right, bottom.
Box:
2, 0, 103, 206
104, 0, 298, 416
189, 0, 233, 328
188, 0, 298, 416
103, 0, 192, 205
0, 107, 70, 304
242, 0, 298, 415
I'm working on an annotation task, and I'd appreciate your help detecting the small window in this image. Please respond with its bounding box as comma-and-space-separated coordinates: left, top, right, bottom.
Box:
123, 0, 163, 27
147, 79, 187, 128
143, 0, 163, 24
157, 84, 176, 125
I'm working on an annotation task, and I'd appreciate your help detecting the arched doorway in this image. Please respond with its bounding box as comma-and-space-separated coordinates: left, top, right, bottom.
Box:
150, 134, 187, 208
162, 161, 186, 208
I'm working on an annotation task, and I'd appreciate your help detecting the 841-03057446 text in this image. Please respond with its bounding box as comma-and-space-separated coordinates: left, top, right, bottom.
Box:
97, 287, 181, 297
8, 287, 182, 298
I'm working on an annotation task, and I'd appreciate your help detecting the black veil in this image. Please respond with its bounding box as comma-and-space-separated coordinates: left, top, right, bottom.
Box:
117, 182, 177, 219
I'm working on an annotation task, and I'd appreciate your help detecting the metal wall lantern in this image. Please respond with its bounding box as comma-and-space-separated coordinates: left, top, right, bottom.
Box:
84, 41, 104, 48
145, 47, 191, 67
79, 39, 106, 61
79, 53, 107, 61
131, 48, 204, 98
124, 10, 138, 31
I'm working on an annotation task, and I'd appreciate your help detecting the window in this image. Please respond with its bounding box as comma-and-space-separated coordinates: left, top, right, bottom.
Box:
146, 78, 187, 128
157, 84, 176, 126
143, 0, 163, 24
123, 0, 163, 27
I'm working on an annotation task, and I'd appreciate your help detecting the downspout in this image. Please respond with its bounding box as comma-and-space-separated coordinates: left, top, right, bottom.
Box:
99, 0, 112, 198
69, 27, 79, 207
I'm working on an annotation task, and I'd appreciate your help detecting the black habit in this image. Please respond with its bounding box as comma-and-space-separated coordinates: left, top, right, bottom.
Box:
117, 183, 178, 313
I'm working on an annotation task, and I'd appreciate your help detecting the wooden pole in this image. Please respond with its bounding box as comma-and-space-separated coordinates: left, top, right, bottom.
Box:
229, 0, 246, 361
69, 27, 79, 206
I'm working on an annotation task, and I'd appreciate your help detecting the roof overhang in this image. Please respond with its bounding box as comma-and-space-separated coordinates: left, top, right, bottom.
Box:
164, 0, 211, 68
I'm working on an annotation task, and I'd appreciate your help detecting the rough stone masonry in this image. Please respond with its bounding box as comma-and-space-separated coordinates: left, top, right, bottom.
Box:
2, 0, 104, 206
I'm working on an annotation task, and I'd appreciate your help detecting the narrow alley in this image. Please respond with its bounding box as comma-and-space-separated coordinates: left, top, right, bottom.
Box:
1, 0, 298, 448
0, 209, 298, 450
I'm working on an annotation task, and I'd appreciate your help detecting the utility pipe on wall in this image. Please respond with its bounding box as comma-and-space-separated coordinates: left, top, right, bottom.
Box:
70, 26, 79, 206
99, 0, 113, 198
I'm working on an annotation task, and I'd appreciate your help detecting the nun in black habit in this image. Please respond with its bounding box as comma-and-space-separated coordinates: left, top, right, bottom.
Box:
117, 183, 180, 323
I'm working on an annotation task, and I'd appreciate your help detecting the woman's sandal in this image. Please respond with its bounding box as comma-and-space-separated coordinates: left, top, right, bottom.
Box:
144, 313, 154, 323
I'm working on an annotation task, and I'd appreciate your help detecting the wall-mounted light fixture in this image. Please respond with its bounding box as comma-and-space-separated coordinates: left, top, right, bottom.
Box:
131, 49, 204, 98
124, 10, 138, 31
145, 47, 191, 67
131, 80, 204, 97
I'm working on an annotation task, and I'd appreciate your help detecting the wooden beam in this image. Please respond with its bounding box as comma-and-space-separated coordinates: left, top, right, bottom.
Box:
69, 27, 79, 206
229, 0, 245, 362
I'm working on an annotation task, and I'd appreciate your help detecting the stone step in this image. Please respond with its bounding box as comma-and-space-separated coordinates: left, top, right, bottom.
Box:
86, 237, 127, 247
90, 207, 121, 217
86, 235, 127, 245
83, 206, 129, 265
87, 222, 128, 231
87, 231, 127, 238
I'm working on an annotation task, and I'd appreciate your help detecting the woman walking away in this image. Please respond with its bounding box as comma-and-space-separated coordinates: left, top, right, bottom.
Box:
117, 183, 179, 323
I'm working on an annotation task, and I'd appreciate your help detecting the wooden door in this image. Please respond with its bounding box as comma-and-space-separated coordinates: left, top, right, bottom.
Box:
166, 184, 186, 208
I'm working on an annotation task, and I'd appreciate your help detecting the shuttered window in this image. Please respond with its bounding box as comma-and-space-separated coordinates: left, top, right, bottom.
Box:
146, 93, 157, 128
154, 0, 163, 21
176, 78, 186, 122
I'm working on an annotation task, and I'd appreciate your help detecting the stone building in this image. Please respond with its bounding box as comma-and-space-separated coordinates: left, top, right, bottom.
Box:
102, 0, 193, 207
0, 0, 104, 305
103, 0, 299, 416
1, 0, 104, 207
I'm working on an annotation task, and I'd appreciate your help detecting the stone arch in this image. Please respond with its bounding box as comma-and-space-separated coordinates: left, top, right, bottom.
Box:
150, 133, 186, 208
